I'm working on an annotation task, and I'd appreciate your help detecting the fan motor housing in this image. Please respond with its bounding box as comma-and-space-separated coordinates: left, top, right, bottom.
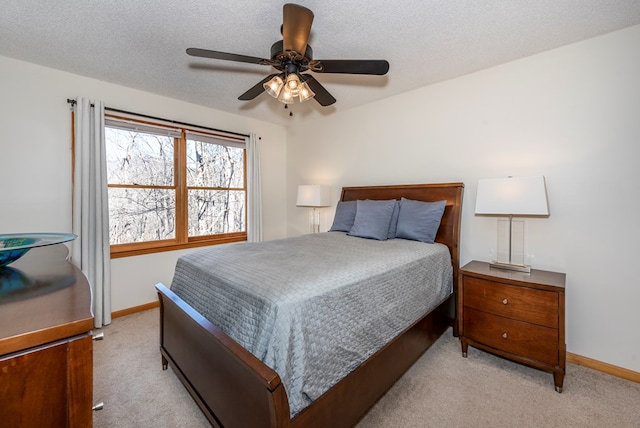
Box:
270, 40, 313, 64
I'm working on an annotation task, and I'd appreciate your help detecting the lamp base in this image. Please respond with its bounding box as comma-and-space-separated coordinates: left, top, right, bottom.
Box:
309, 207, 320, 234
489, 260, 531, 274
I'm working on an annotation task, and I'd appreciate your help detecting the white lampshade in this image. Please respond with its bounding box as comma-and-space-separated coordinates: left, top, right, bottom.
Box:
475, 176, 549, 216
296, 185, 331, 207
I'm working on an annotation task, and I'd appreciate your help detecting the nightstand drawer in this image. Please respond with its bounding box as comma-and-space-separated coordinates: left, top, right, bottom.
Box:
463, 277, 558, 328
464, 307, 559, 366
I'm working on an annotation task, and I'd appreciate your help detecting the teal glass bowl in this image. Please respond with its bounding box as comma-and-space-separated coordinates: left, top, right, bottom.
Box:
0, 233, 77, 268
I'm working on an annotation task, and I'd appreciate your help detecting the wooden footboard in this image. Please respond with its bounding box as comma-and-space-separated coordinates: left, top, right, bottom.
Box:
157, 283, 454, 428
157, 283, 290, 427
291, 293, 454, 428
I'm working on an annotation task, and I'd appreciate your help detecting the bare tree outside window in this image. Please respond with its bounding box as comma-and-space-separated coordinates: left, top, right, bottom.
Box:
186, 138, 245, 236
106, 128, 175, 245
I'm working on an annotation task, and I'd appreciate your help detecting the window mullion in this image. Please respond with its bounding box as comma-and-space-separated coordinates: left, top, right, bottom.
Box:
243, 149, 248, 230
175, 132, 188, 244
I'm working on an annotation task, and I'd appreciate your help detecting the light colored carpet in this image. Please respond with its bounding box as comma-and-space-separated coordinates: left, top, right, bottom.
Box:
94, 309, 640, 427
93, 309, 210, 428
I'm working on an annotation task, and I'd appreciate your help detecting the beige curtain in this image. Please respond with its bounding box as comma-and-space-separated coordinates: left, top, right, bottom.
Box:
246, 133, 262, 242
71, 97, 111, 328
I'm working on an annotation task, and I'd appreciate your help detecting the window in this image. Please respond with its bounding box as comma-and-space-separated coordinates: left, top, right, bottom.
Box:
104, 115, 247, 257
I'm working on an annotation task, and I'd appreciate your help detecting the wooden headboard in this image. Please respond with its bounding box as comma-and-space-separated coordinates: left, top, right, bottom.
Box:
340, 182, 465, 290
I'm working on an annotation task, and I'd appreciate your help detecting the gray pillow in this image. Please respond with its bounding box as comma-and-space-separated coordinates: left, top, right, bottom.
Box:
396, 198, 447, 244
387, 200, 400, 239
349, 199, 396, 241
329, 200, 357, 232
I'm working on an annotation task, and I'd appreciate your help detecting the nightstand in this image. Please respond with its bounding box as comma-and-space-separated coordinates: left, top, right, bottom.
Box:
458, 260, 566, 392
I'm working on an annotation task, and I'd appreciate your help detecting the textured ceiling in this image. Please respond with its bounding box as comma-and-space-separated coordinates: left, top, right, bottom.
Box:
2, 1, 640, 127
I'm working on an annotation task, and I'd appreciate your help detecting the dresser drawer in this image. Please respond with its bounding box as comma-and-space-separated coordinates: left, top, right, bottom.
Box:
463, 307, 559, 366
463, 277, 558, 328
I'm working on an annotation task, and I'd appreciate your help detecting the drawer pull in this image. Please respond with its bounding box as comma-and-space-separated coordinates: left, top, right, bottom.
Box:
502, 298, 508, 305
502, 332, 508, 339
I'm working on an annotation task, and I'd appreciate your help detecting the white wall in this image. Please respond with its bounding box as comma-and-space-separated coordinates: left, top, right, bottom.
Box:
286, 25, 640, 372
0, 56, 288, 312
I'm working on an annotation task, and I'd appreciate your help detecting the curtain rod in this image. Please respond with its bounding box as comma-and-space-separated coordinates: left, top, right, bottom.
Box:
66, 98, 250, 139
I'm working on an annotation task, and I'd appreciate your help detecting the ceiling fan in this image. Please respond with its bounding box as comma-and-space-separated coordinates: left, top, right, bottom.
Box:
186, 3, 389, 106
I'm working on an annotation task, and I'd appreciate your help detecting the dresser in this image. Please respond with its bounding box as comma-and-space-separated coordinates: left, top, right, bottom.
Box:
0, 244, 95, 426
458, 260, 566, 392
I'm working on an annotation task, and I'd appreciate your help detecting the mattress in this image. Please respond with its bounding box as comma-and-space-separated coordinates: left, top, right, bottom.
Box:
170, 232, 452, 416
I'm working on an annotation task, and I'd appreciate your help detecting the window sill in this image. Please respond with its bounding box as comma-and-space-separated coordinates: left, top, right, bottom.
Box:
110, 233, 247, 259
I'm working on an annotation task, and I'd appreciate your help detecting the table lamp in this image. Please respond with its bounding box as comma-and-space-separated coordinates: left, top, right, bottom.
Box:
475, 176, 549, 273
296, 185, 331, 233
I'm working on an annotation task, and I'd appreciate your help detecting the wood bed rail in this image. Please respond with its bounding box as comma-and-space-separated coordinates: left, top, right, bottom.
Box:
156, 283, 291, 427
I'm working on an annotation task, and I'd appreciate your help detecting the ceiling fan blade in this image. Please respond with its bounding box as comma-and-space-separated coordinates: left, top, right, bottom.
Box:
302, 75, 336, 106
314, 59, 390, 75
187, 48, 269, 65
238, 74, 280, 100
282, 3, 314, 55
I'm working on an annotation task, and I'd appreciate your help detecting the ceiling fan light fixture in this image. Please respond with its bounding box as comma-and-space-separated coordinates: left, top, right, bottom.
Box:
298, 81, 315, 102
263, 75, 284, 98
270, 72, 314, 103
285, 73, 301, 93
277, 85, 295, 103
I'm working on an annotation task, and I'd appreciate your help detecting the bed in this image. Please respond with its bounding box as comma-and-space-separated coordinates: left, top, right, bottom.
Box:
156, 182, 464, 427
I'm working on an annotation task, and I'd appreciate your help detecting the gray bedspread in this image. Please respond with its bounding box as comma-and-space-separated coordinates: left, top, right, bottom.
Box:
170, 232, 452, 416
